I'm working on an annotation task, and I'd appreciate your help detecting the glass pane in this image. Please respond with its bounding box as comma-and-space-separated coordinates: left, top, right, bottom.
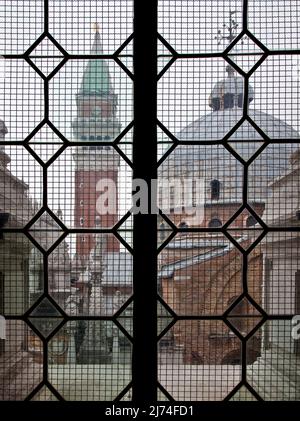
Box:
158, 0, 300, 401
0, 0, 133, 402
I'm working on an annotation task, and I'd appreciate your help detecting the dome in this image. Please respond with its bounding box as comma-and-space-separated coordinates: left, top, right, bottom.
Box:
174, 107, 299, 142
159, 107, 300, 203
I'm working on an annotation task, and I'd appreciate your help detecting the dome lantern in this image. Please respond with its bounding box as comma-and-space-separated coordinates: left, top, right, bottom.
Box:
209, 65, 254, 111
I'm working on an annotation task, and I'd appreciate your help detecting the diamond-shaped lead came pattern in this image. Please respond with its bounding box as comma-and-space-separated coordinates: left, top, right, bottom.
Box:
117, 213, 133, 249
227, 121, 265, 163
228, 35, 264, 74
226, 228, 264, 251
29, 211, 64, 251
229, 385, 257, 401
226, 208, 264, 251
226, 297, 263, 337
228, 140, 265, 163
157, 300, 174, 336
29, 297, 63, 337
117, 38, 133, 75
30, 297, 63, 317
29, 316, 63, 339
29, 36, 64, 77
157, 216, 175, 249
228, 207, 263, 228
120, 388, 132, 401
117, 301, 133, 336
31, 385, 59, 401
226, 227, 264, 251
157, 38, 174, 76
28, 124, 64, 163
157, 126, 174, 163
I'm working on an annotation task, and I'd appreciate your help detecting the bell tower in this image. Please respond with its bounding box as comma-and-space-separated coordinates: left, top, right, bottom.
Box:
72, 26, 121, 258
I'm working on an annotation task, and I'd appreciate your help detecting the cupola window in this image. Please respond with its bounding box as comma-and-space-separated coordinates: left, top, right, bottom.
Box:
208, 217, 222, 228
170, 185, 175, 209
192, 179, 197, 207
159, 222, 166, 242
178, 221, 188, 229
210, 179, 220, 200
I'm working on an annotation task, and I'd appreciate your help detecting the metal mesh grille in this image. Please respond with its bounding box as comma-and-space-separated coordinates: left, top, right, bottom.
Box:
0, 0, 133, 401
157, 0, 300, 401
0, 0, 299, 404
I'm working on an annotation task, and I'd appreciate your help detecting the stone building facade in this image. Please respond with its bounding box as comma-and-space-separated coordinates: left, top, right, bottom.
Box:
0, 121, 42, 399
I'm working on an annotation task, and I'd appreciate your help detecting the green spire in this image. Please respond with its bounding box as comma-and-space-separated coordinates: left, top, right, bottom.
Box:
79, 29, 113, 96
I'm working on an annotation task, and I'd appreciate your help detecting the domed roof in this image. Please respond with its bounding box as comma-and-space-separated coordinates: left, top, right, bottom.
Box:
177, 108, 299, 142
159, 108, 300, 202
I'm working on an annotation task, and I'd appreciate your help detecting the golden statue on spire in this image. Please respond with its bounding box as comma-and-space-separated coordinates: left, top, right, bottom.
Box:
93, 22, 100, 33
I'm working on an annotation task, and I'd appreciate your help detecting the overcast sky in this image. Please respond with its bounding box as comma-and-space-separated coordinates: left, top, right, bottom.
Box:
0, 1, 299, 246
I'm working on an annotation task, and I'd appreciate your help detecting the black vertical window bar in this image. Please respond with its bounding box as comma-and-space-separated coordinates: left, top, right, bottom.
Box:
132, 0, 158, 402
0, 0, 299, 410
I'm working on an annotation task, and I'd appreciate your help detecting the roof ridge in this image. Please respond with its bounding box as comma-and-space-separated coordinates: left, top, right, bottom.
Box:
158, 236, 248, 278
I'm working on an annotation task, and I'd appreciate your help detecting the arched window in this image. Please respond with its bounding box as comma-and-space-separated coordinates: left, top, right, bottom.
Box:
178, 221, 188, 229
159, 222, 166, 242
210, 179, 220, 200
170, 185, 175, 209
79, 217, 84, 226
158, 186, 163, 207
246, 215, 257, 227
192, 178, 197, 207
224, 93, 235, 109
227, 296, 246, 332
208, 217, 222, 228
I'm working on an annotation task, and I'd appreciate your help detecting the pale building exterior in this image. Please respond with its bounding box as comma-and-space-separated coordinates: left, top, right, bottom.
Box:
0, 119, 73, 399
247, 148, 300, 400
